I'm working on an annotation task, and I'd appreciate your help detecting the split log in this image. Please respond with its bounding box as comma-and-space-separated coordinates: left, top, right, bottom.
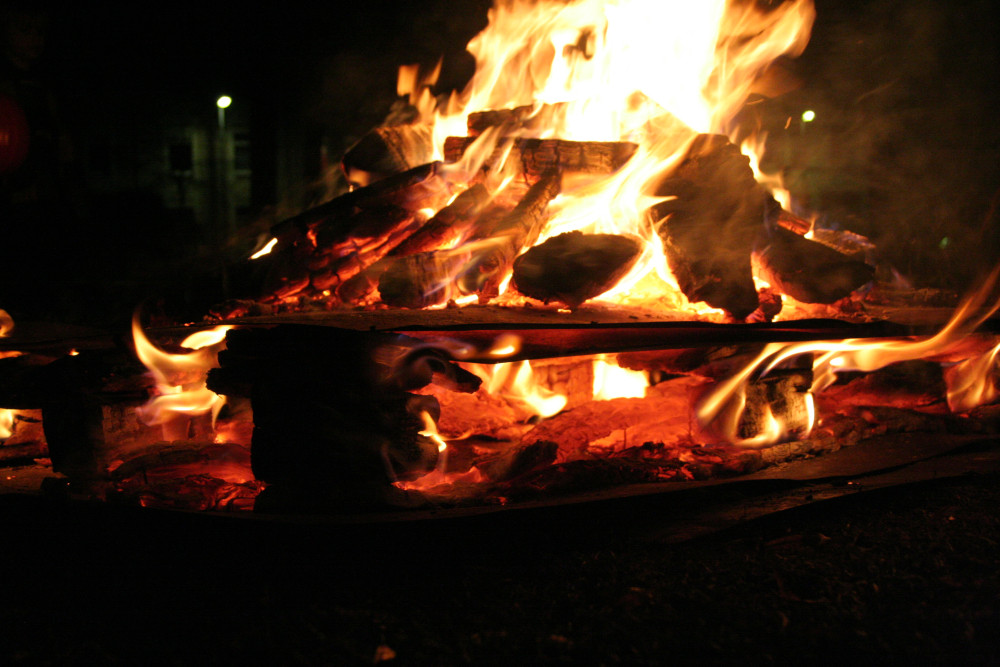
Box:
339, 183, 494, 304
443, 137, 636, 185
459, 169, 562, 300
752, 226, 874, 304
738, 368, 813, 440
511, 231, 643, 308
376, 173, 561, 309
390, 183, 492, 257
341, 124, 434, 189
272, 161, 446, 240
310, 212, 421, 292
466, 103, 567, 136
650, 134, 763, 320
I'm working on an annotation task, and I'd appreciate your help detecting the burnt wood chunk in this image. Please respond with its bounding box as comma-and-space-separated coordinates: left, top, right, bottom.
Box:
752, 226, 874, 304
650, 134, 763, 320
460, 169, 562, 300
443, 137, 636, 184
512, 231, 643, 308
341, 124, 434, 189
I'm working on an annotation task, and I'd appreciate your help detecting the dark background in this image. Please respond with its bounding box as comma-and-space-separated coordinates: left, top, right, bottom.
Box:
2, 0, 998, 323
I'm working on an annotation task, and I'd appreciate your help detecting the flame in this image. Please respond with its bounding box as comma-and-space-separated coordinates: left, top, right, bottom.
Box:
406, 0, 816, 308
0, 309, 17, 439
593, 354, 648, 400
132, 316, 233, 441
945, 341, 1000, 413
467, 360, 567, 419
699, 267, 1000, 444
250, 237, 278, 260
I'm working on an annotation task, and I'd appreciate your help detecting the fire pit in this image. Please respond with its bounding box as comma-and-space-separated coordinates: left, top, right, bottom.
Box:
1, 0, 999, 516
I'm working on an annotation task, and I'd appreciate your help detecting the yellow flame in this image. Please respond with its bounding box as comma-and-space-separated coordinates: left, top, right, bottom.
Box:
592, 355, 648, 400
250, 237, 278, 260
945, 341, 1000, 413
468, 359, 567, 418
132, 316, 233, 440
699, 267, 1000, 444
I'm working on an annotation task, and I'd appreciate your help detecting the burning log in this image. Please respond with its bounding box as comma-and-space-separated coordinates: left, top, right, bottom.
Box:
511, 231, 643, 308
460, 169, 562, 300
272, 161, 446, 240
337, 184, 494, 303
390, 183, 493, 257
310, 208, 421, 293
341, 124, 434, 189
443, 137, 636, 185
378, 172, 561, 308
752, 226, 875, 304
466, 103, 566, 136
650, 134, 763, 320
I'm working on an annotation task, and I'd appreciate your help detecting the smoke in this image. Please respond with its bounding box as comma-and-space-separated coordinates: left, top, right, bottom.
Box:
757, 0, 1000, 291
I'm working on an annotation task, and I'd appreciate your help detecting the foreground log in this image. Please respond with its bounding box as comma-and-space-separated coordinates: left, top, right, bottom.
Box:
650, 134, 763, 320
752, 226, 875, 304
210, 326, 452, 493
444, 137, 636, 185
512, 231, 643, 308
341, 124, 434, 189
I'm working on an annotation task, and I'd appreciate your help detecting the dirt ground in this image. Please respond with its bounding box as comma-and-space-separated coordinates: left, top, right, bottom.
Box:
1, 469, 998, 666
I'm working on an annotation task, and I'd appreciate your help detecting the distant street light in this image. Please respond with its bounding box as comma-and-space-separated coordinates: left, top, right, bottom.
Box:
801, 109, 816, 123
217, 95, 232, 129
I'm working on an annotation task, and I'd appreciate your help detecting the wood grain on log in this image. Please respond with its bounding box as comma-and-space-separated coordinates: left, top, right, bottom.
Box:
466, 104, 567, 136
443, 137, 636, 184
511, 231, 643, 308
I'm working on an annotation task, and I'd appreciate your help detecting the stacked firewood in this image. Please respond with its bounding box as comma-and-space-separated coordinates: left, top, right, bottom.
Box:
230, 109, 872, 321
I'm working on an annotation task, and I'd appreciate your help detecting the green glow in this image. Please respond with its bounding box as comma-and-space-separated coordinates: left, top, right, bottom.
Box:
801, 109, 816, 122
216, 95, 232, 109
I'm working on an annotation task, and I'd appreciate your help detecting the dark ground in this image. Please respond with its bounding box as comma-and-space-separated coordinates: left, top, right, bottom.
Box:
1, 469, 998, 665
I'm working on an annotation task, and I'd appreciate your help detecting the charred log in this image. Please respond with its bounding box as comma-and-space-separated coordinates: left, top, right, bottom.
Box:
752, 226, 874, 304
444, 137, 636, 185
272, 161, 445, 241
390, 184, 492, 257
459, 169, 562, 300
511, 231, 643, 308
650, 134, 763, 320
341, 124, 434, 189
466, 103, 567, 136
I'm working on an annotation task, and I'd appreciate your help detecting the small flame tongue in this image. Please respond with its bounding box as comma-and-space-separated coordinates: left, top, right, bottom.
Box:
132, 316, 232, 440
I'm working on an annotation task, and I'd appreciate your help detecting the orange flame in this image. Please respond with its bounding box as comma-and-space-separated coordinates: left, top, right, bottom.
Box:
699, 267, 1000, 444
132, 316, 233, 441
